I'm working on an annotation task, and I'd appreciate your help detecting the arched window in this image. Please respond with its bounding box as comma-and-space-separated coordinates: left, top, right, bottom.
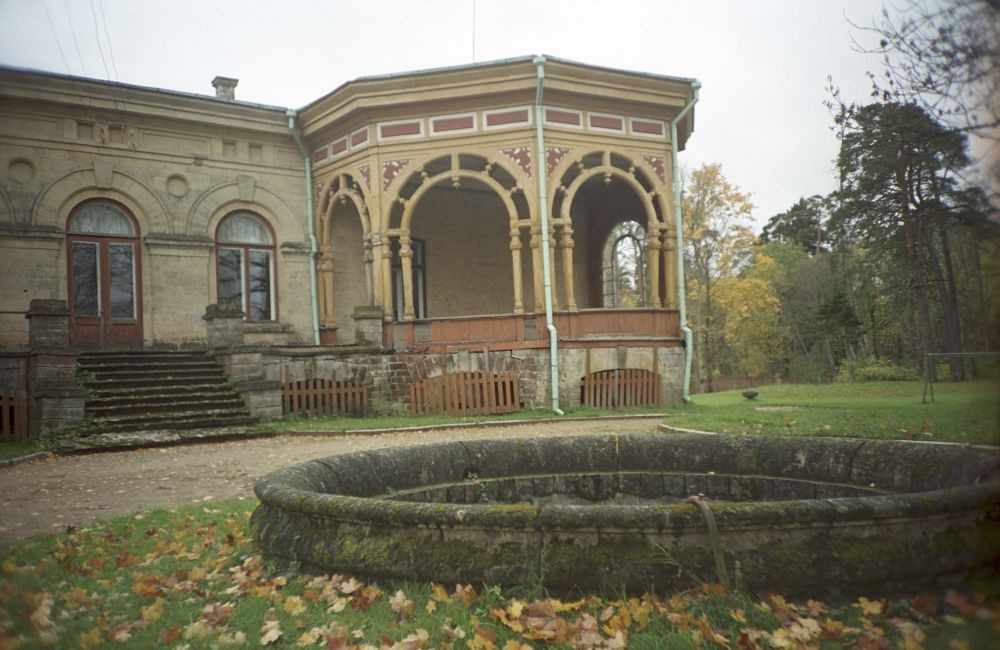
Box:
216, 212, 276, 321
602, 220, 647, 308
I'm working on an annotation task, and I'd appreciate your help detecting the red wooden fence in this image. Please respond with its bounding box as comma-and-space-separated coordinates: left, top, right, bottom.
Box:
0, 394, 28, 442
409, 371, 520, 416
282, 379, 367, 417
581, 369, 661, 409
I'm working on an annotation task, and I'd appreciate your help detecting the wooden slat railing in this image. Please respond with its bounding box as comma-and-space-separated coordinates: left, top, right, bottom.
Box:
283, 379, 367, 417
581, 369, 661, 409
409, 371, 520, 416
0, 394, 28, 442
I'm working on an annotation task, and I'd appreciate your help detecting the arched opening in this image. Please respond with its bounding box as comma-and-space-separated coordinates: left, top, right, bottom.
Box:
407, 178, 510, 319
67, 199, 142, 348
602, 220, 648, 308
569, 173, 649, 309
390, 154, 526, 323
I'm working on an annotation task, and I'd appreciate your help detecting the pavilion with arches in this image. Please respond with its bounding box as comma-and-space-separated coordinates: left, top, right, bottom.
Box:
0, 56, 698, 429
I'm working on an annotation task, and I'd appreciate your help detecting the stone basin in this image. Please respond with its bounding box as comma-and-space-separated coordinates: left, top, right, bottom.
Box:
251, 433, 1000, 598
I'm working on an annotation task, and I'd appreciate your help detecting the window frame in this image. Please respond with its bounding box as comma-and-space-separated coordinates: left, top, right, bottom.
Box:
214, 212, 278, 322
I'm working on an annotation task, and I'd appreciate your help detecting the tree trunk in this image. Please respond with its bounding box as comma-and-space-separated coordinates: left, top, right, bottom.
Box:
897, 159, 935, 381
931, 221, 964, 380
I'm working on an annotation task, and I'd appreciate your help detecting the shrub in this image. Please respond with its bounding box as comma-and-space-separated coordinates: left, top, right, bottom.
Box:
838, 358, 920, 382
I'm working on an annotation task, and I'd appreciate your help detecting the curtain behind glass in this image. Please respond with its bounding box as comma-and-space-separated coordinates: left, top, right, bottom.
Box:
70, 202, 135, 236
218, 213, 272, 244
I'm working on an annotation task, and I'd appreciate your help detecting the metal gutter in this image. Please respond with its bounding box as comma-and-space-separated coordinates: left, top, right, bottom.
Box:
670, 82, 701, 402
533, 55, 564, 416
286, 109, 321, 346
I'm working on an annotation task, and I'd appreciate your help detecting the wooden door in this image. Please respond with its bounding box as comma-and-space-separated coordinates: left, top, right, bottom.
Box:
69, 236, 142, 348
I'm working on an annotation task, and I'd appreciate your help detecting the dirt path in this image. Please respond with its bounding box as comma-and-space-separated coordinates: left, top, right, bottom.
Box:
0, 418, 660, 547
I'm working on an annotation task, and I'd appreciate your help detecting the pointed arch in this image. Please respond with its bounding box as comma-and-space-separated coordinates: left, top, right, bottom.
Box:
314, 172, 374, 336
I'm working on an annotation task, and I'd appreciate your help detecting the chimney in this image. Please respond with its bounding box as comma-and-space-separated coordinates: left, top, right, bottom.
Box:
212, 76, 238, 100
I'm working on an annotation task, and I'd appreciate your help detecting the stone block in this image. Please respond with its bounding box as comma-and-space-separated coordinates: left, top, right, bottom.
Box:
26, 299, 70, 349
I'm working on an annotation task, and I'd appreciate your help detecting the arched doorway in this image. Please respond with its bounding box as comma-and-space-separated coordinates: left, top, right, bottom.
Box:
67, 200, 142, 348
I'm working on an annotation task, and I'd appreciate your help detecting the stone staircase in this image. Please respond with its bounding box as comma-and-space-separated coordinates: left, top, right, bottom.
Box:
77, 351, 257, 436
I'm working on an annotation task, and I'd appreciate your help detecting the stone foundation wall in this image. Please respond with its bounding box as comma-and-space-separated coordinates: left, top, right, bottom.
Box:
229, 342, 683, 417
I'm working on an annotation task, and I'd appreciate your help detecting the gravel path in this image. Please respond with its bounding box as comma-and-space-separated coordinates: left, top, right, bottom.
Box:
0, 418, 661, 547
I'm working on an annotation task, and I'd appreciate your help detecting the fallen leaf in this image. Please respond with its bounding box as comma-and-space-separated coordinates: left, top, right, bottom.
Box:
260, 608, 283, 646
284, 595, 307, 617
141, 599, 164, 623
855, 597, 884, 617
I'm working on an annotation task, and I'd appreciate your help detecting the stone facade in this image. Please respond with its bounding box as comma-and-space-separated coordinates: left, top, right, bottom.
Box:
0, 57, 698, 429
0, 68, 309, 349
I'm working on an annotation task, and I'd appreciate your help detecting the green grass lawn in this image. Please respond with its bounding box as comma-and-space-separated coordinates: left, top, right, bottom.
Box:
0, 440, 41, 463
665, 380, 999, 446
265, 404, 667, 434
2, 380, 999, 647
2, 499, 996, 649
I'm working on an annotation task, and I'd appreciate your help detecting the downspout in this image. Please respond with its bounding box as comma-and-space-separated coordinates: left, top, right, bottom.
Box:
286, 109, 321, 346
670, 81, 700, 402
533, 55, 564, 416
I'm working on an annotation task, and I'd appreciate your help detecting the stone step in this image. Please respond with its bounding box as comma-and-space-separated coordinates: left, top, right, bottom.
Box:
93, 410, 257, 433
77, 350, 257, 435
85, 382, 236, 398
85, 375, 229, 390
88, 396, 247, 417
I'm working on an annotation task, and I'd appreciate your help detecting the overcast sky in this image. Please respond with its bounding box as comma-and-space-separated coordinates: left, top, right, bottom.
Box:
0, 0, 892, 229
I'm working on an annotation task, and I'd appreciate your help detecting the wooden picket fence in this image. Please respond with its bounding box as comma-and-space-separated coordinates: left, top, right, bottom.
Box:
581, 369, 661, 409
0, 394, 28, 442
282, 379, 367, 417
409, 371, 520, 416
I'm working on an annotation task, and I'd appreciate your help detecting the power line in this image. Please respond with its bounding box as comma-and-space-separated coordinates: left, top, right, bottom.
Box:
63, 0, 87, 76
41, 0, 72, 74
96, 0, 119, 81
88, 0, 111, 80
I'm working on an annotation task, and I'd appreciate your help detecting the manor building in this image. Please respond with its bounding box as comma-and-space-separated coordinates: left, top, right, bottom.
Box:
0, 56, 698, 427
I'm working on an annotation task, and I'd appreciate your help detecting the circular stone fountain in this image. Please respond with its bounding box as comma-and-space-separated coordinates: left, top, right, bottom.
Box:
251, 433, 1000, 597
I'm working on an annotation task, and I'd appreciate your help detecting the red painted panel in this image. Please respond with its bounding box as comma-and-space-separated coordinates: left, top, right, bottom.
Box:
486, 109, 529, 126
546, 109, 581, 126
432, 115, 474, 132
380, 122, 422, 138
590, 115, 623, 130
351, 129, 368, 146
631, 119, 664, 135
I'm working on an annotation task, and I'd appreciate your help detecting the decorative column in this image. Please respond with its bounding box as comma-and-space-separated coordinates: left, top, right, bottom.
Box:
530, 224, 544, 312
398, 233, 415, 321
379, 234, 394, 318
662, 231, 678, 308
548, 224, 559, 307
509, 227, 525, 314
318, 246, 335, 328
559, 224, 577, 311
646, 229, 662, 308
363, 233, 376, 306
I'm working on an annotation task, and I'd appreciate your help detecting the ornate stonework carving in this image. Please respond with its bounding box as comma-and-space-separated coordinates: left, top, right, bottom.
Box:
547, 147, 570, 176
382, 159, 409, 190
643, 156, 666, 183
358, 165, 371, 192
501, 147, 531, 177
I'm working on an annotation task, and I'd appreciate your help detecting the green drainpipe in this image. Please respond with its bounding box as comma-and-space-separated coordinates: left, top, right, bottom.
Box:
286, 109, 321, 346
533, 55, 564, 416
670, 82, 700, 402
